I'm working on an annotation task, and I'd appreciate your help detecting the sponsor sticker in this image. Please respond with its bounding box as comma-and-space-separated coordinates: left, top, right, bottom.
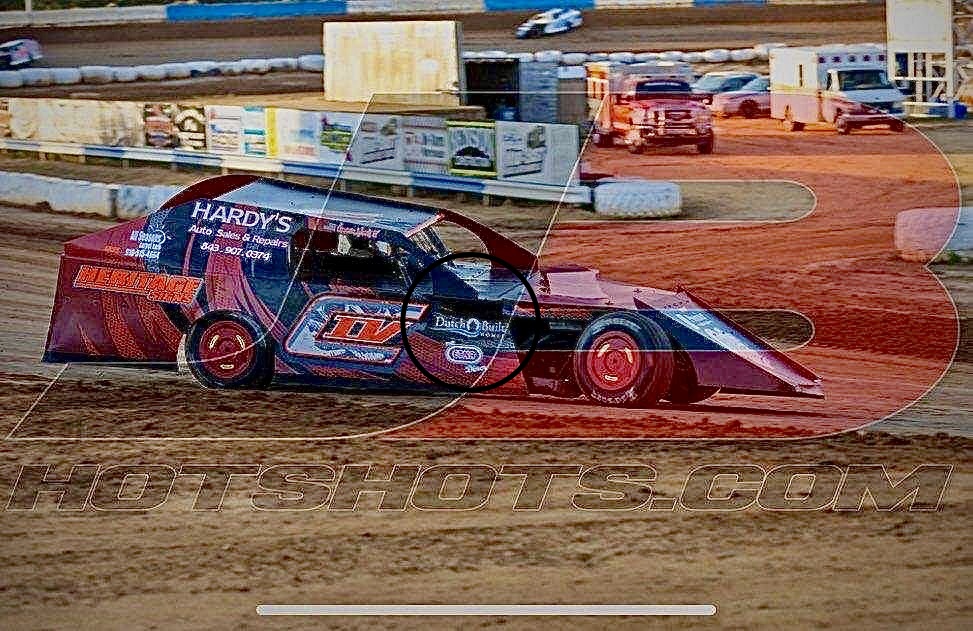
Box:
73, 265, 201, 305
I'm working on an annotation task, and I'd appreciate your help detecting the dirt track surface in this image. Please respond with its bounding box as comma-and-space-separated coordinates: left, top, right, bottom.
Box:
6, 4, 887, 67
0, 102, 970, 631
0, 118, 969, 441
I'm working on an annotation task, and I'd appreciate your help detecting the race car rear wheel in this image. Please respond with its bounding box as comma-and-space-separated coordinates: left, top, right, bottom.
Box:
573, 312, 674, 407
186, 313, 273, 389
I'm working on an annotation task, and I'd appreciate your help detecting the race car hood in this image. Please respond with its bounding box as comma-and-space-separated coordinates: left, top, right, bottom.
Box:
531, 265, 824, 398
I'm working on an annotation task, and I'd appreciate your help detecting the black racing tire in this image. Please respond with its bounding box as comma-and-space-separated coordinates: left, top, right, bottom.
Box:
697, 136, 714, 154
665, 352, 719, 404
185, 312, 274, 389
740, 100, 758, 119
572, 312, 674, 408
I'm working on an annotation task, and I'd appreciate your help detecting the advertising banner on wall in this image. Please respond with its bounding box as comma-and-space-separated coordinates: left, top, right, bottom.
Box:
447, 120, 497, 178
402, 115, 449, 175
242, 106, 268, 157
143, 103, 206, 150
348, 114, 403, 170
319, 111, 360, 165
271, 108, 320, 162
496, 121, 579, 186
7, 98, 143, 147
205, 105, 244, 154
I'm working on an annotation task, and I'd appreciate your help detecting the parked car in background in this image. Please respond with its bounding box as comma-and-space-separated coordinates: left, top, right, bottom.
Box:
691, 71, 759, 104
710, 76, 771, 118
515, 8, 583, 38
0, 39, 42, 69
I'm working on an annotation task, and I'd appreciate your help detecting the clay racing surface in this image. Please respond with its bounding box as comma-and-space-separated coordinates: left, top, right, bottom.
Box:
0, 118, 968, 441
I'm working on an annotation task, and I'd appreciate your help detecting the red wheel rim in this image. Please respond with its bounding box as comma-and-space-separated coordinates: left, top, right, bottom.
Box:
198, 321, 255, 380
585, 331, 645, 391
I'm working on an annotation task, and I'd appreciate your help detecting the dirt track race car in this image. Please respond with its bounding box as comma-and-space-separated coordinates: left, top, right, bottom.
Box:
515, 8, 583, 38
44, 175, 823, 407
0, 39, 42, 69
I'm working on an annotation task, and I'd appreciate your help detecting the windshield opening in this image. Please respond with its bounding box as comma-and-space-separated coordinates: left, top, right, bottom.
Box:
630, 81, 691, 99
837, 69, 894, 91
693, 75, 729, 91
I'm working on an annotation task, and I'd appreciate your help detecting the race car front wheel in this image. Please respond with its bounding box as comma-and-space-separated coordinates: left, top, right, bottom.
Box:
572, 312, 674, 407
186, 312, 274, 389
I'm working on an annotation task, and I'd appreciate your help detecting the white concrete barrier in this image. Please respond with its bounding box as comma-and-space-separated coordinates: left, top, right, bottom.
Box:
594, 180, 682, 218
297, 54, 326, 72
895, 207, 973, 263
702, 49, 731, 63
112, 67, 140, 83
561, 52, 589, 65
115, 184, 150, 219
187, 61, 219, 76
608, 52, 635, 63
240, 59, 272, 74
161, 63, 192, 79
51, 68, 83, 85
0, 71, 24, 88
80, 66, 114, 84
135, 65, 167, 81
19, 68, 52, 87
754, 42, 788, 60
267, 57, 300, 72
46, 180, 115, 217
535, 50, 563, 64
729, 48, 758, 62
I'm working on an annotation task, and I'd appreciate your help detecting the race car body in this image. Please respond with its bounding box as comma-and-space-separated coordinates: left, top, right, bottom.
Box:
0, 39, 42, 69
710, 76, 771, 118
516, 8, 583, 38
43, 175, 823, 407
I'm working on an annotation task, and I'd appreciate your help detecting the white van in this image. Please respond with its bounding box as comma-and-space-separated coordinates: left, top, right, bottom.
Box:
770, 46, 905, 134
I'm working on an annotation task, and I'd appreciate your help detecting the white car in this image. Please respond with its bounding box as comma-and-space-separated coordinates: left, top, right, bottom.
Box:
0, 39, 42, 70
515, 8, 583, 39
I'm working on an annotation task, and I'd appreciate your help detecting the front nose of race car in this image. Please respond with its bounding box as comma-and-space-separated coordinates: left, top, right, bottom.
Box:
633, 289, 824, 399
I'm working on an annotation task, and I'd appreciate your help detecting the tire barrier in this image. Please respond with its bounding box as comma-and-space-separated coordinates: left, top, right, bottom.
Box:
895, 207, 973, 263
0, 41, 797, 93
593, 180, 682, 218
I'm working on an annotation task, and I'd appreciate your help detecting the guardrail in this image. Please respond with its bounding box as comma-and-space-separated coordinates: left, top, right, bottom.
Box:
0, 138, 592, 204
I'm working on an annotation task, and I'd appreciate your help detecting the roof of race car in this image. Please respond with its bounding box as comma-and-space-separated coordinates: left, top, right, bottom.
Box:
214, 178, 441, 236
